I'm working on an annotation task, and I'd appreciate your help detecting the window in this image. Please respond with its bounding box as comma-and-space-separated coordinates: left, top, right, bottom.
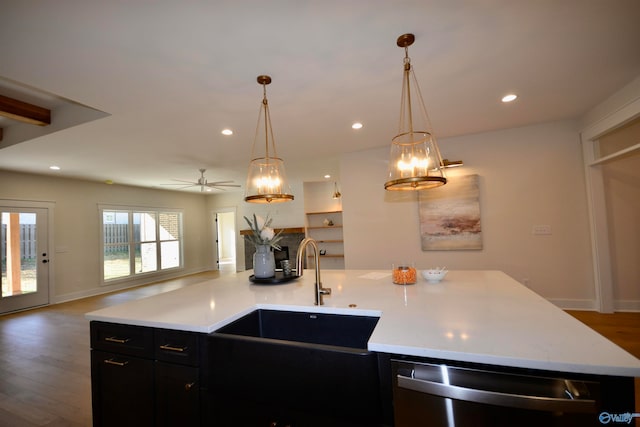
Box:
101, 207, 183, 282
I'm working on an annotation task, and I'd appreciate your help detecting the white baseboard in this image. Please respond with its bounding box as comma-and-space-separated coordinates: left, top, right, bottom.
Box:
548, 298, 640, 313
50, 267, 209, 305
614, 299, 640, 312
548, 298, 596, 311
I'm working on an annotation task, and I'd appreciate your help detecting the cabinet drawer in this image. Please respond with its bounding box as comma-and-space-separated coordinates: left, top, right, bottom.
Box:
91, 321, 154, 358
154, 328, 200, 366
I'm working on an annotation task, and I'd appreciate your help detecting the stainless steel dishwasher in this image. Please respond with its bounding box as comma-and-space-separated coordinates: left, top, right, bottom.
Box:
391, 359, 634, 427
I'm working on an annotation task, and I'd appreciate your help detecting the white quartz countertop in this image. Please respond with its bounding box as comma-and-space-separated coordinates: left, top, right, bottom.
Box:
85, 270, 640, 377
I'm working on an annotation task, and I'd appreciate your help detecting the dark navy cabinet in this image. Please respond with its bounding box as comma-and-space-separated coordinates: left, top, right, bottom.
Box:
90, 322, 202, 427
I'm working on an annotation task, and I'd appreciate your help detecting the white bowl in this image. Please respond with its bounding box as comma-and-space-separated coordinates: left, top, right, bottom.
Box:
421, 269, 447, 283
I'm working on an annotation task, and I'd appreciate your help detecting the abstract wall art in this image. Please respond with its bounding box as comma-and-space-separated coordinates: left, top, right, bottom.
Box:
418, 174, 482, 251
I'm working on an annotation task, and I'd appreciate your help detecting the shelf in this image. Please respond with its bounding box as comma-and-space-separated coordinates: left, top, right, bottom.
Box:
306, 210, 342, 215
304, 210, 344, 269
240, 227, 304, 236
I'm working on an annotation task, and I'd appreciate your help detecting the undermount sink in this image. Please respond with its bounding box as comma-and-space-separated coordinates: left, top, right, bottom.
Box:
212, 308, 379, 349
205, 309, 384, 426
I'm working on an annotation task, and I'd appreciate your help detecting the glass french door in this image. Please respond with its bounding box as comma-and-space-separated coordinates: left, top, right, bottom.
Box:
0, 207, 50, 314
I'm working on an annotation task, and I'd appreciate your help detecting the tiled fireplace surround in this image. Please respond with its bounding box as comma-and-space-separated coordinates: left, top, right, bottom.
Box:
242, 228, 306, 270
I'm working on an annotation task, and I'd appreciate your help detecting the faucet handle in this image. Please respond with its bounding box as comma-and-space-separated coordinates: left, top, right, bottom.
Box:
320, 287, 332, 295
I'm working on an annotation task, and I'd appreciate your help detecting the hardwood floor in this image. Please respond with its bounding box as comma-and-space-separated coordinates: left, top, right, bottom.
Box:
566, 309, 640, 424
0, 271, 222, 427
0, 274, 637, 426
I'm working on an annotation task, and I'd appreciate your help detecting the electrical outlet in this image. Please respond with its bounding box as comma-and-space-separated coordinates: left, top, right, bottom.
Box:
532, 225, 552, 235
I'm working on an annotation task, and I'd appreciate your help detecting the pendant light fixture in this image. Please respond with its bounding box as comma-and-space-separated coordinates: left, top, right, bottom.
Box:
244, 75, 294, 203
332, 182, 342, 199
384, 33, 447, 191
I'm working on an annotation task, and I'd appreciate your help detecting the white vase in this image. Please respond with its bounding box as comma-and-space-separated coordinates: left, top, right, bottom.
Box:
253, 244, 276, 278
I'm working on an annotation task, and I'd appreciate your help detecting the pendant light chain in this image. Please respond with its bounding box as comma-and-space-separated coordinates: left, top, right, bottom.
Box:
249, 80, 279, 162
264, 83, 278, 160
402, 46, 414, 135
263, 83, 270, 160
250, 97, 264, 161
408, 57, 444, 170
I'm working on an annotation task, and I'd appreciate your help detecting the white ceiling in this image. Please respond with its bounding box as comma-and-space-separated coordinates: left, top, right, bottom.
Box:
1, 0, 639, 193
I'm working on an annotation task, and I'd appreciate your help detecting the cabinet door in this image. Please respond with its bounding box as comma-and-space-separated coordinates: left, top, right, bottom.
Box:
155, 361, 200, 427
91, 350, 154, 427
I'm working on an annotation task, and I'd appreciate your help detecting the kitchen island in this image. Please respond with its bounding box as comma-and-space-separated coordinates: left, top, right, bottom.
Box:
86, 270, 640, 426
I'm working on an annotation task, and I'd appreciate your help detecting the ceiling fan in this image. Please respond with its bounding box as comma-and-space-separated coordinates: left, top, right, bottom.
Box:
162, 169, 241, 192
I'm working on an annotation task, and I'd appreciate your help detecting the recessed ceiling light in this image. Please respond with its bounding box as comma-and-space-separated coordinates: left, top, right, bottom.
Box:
324, 174, 331, 179
352, 122, 363, 130
49, 165, 60, 170
221, 129, 233, 136
501, 94, 518, 103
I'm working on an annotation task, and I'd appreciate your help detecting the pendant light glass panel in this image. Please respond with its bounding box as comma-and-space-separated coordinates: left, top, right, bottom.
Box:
245, 157, 293, 203
385, 130, 446, 190
385, 34, 447, 191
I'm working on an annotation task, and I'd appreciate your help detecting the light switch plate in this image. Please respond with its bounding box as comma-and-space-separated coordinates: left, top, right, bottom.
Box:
532, 225, 552, 235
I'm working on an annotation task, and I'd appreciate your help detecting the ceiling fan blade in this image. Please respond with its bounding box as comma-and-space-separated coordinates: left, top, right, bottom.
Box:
160, 184, 197, 190
205, 182, 241, 188
160, 182, 197, 186
170, 178, 198, 184
161, 170, 239, 191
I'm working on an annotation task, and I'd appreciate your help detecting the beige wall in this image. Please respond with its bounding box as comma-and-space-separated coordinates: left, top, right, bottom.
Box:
2, 118, 630, 311
303, 181, 343, 214
0, 171, 212, 303
340, 119, 596, 308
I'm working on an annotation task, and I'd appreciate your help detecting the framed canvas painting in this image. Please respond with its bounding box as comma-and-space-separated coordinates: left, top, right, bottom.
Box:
418, 174, 482, 250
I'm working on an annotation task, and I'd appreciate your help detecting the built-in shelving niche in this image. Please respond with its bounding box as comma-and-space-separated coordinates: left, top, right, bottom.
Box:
305, 210, 344, 270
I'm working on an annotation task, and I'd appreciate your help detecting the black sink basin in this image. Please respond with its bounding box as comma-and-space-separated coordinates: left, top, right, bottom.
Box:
204, 309, 385, 426
213, 308, 379, 349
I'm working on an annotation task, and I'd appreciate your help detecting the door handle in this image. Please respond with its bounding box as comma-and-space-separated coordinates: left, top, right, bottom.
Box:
42, 259, 49, 263
396, 374, 597, 413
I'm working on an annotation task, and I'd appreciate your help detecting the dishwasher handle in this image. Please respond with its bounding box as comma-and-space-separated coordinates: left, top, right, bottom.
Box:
397, 373, 597, 413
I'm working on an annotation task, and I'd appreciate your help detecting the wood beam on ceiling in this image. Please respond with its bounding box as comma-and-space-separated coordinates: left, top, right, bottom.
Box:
0, 94, 51, 126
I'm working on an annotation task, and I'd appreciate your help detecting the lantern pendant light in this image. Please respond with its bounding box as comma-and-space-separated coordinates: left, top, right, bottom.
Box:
384, 34, 447, 191
244, 75, 294, 203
